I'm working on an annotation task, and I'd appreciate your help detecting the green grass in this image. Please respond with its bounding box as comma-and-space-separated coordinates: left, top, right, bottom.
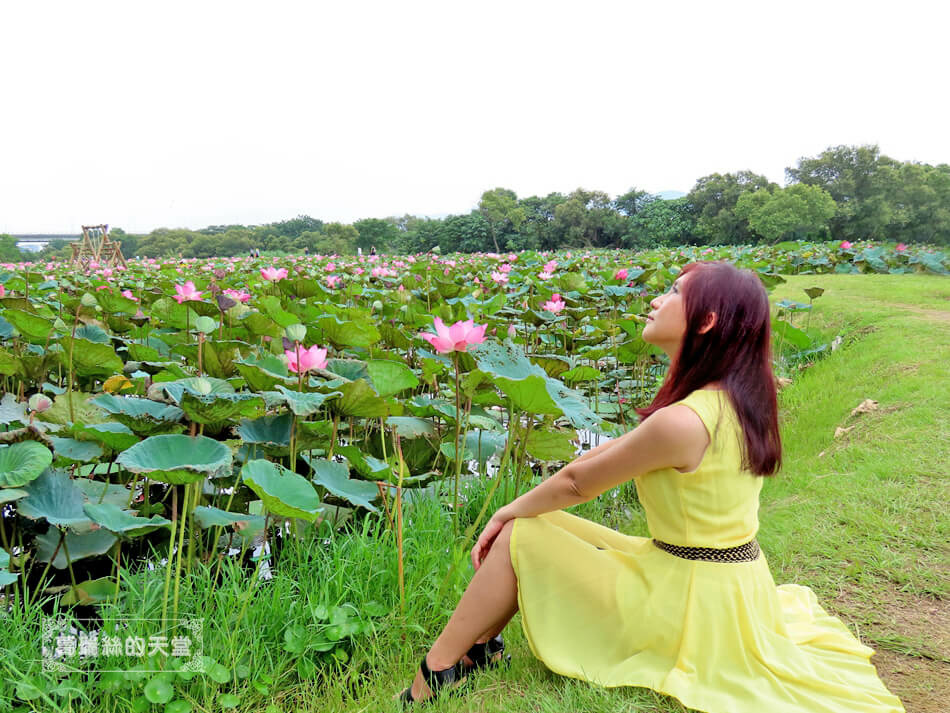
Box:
2, 274, 946, 712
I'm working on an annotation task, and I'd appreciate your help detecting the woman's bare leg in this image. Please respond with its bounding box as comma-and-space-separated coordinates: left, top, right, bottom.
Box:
405, 519, 519, 700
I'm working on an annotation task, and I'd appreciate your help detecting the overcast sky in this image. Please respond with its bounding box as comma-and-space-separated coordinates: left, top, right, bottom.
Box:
2, 0, 948, 234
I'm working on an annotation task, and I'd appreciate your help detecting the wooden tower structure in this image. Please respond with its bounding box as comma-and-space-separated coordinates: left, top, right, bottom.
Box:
70, 224, 127, 269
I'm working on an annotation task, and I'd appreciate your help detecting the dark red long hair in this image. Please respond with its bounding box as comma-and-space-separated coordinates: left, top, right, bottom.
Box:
635, 261, 782, 476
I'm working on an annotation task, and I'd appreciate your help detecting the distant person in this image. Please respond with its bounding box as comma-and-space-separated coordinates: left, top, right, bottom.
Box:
370, 245, 377, 256
396, 261, 903, 712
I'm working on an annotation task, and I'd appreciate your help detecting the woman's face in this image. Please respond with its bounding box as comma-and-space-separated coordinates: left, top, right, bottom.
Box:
643, 272, 691, 358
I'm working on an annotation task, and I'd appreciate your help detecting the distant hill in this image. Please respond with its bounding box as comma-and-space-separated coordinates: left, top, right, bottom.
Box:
654, 190, 686, 200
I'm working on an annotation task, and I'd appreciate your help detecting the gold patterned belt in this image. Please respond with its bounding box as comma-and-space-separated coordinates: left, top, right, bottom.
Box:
653, 538, 760, 563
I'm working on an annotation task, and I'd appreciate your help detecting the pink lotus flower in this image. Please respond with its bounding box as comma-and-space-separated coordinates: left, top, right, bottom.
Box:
896, 243, 907, 252
614, 268, 628, 281
499, 263, 512, 273
491, 271, 508, 284
325, 262, 336, 272
261, 267, 288, 281
544, 260, 558, 273
839, 240, 853, 250
121, 289, 140, 302
0, 285, 5, 298
326, 275, 341, 288
542, 293, 566, 314
223, 288, 251, 303
173, 281, 203, 304
420, 318, 487, 354
538, 270, 553, 280
507, 324, 517, 338
285, 344, 328, 373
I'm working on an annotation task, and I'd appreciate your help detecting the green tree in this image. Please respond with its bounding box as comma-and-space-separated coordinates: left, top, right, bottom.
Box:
879, 162, 950, 246
478, 188, 526, 252
735, 184, 837, 242
353, 218, 400, 253
0, 234, 24, 261
687, 171, 777, 244
786, 144, 893, 241
516, 193, 567, 251
626, 197, 696, 247
439, 213, 492, 253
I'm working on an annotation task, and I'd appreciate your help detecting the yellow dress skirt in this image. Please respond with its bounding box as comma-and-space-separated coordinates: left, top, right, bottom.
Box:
509, 390, 904, 713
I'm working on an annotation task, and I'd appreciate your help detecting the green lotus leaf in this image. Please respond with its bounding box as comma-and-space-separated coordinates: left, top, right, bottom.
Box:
0, 548, 18, 585
366, 360, 419, 397
240, 311, 282, 338
772, 318, 812, 350
543, 373, 607, 434
386, 416, 437, 440
70, 422, 141, 452
561, 366, 602, 384
237, 413, 293, 448
330, 379, 389, 418
116, 435, 232, 484
74, 324, 113, 344
306, 457, 379, 512
256, 295, 299, 328
240, 459, 323, 522
464, 430, 507, 467
149, 297, 200, 330
527, 354, 573, 378
0, 393, 27, 426
179, 391, 266, 425
0, 348, 22, 377
83, 502, 172, 534
0, 441, 54, 487
91, 394, 184, 435
525, 427, 578, 462
316, 314, 381, 349
235, 353, 295, 391
60, 576, 120, 605
0, 488, 29, 505
161, 376, 235, 402
192, 506, 267, 542
35, 527, 117, 569
2, 309, 53, 343
49, 436, 103, 464
325, 358, 369, 382
337, 446, 393, 482
95, 290, 141, 315
192, 505, 265, 530
470, 341, 562, 415
18, 469, 93, 530
74, 478, 133, 508
37, 391, 107, 427
273, 386, 341, 417
59, 336, 124, 377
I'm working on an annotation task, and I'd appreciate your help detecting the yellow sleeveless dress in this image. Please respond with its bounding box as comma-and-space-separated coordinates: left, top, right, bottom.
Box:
509, 389, 904, 713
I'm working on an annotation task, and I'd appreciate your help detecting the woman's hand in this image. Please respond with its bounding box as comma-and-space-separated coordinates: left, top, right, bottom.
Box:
472, 512, 511, 571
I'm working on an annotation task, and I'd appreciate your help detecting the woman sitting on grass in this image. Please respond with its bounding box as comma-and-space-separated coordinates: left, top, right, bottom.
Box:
397, 261, 903, 713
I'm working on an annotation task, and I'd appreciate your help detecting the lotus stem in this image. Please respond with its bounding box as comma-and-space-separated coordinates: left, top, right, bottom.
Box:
394, 435, 406, 616
452, 354, 462, 530
161, 486, 178, 630
172, 484, 190, 622
59, 530, 81, 604
197, 332, 204, 377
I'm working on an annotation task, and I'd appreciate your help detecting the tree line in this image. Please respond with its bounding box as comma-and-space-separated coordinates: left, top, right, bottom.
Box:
11, 144, 949, 261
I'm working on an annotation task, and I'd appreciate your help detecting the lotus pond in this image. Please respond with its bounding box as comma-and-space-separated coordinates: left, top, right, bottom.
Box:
0, 240, 945, 711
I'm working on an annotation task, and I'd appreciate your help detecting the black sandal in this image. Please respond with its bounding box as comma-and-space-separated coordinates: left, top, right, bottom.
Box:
399, 655, 465, 705
462, 634, 510, 671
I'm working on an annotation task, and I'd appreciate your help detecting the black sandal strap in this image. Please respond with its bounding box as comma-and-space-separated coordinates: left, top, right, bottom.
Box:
420, 655, 462, 691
